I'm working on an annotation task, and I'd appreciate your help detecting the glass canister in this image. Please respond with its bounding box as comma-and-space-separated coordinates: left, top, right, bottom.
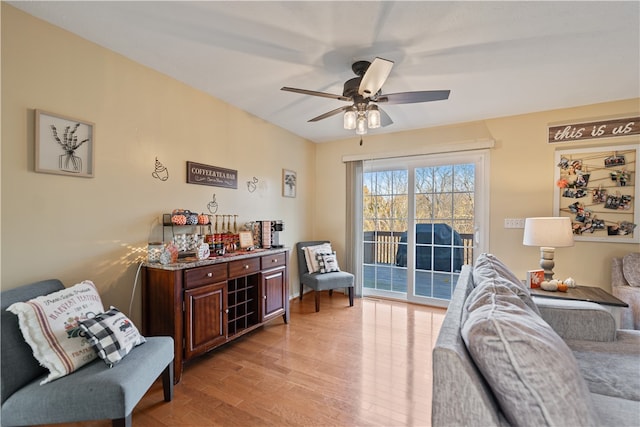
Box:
147, 242, 163, 263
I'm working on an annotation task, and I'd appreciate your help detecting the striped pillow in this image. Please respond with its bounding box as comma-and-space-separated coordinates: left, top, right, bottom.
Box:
7, 280, 105, 384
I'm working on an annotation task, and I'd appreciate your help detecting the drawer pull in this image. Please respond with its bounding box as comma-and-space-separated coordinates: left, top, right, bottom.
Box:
263, 295, 267, 300
207, 273, 213, 277
244, 265, 249, 269
272, 259, 277, 263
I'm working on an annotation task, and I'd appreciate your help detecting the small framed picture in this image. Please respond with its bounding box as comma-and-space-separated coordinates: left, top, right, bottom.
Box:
527, 269, 544, 288
238, 231, 254, 249
282, 169, 296, 198
35, 110, 95, 178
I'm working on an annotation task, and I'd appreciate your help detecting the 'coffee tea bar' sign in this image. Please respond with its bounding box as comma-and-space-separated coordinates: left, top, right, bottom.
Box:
548, 116, 639, 144
187, 161, 238, 189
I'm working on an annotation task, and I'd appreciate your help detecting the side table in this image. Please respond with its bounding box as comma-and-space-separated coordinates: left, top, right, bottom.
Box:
530, 285, 629, 329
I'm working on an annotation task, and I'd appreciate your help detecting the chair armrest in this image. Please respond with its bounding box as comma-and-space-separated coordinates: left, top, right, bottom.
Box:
534, 297, 616, 342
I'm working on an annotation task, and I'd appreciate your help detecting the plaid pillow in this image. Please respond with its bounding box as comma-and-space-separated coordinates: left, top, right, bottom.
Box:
79, 307, 145, 367
315, 251, 340, 273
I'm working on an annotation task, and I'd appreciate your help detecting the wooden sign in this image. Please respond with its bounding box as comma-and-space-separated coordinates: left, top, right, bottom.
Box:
548, 116, 639, 144
186, 161, 237, 189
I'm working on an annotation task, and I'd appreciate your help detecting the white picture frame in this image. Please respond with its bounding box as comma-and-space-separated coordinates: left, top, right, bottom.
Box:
35, 109, 95, 178
553, 144, 639, 243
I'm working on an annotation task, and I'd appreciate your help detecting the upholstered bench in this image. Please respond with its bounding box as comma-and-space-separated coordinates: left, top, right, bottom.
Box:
1, 279, 174, 427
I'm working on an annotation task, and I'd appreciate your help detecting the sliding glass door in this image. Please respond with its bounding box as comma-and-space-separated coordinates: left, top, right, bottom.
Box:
362, 151, 488, 306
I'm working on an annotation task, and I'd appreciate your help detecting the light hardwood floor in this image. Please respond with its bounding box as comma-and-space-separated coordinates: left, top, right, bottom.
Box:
46, 292, 446, 427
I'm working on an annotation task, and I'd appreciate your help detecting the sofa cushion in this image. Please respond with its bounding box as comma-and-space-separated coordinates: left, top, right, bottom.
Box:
473, 253, 540, 314
623, 253, 640, 287
6, 280, 105, 384
79, 307, 146, 368
566, 330, 640, 401
461, 280, 599, 427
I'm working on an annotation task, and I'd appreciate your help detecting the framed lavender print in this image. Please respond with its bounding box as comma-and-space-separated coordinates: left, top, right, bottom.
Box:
35, 110, 95, 178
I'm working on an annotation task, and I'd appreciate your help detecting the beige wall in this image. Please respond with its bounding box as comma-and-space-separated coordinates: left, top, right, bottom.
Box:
1, 5, 316, 323
2, 4, 638, 321
315, 100, 639, 291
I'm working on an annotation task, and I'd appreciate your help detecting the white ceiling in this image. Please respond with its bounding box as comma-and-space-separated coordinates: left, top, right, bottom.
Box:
9, 1, 640, 143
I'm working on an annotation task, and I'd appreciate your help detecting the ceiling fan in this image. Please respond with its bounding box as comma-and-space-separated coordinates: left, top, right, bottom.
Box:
281, 57, 450, 135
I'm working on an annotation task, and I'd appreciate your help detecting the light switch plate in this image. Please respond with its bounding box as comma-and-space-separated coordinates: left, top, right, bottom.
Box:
504, 218, 525, 229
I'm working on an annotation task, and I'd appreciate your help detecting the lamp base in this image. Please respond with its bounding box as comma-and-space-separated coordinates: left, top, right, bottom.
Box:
539, 246, 556, 281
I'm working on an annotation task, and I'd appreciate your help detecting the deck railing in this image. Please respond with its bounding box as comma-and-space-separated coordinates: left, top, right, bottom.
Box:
363, 231, 474, 266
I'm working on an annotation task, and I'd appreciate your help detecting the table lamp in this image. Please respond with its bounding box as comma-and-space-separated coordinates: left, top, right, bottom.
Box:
523, 217, 574, 280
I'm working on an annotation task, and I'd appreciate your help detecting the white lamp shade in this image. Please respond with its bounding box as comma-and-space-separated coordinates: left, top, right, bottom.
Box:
523, 217, 574, 248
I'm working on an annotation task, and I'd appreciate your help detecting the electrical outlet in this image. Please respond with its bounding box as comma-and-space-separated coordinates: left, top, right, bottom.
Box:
504, 218, 525, 229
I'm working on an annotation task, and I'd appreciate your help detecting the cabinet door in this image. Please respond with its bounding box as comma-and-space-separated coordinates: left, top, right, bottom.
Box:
261, 267, 287, 322
184, 282, 227, 360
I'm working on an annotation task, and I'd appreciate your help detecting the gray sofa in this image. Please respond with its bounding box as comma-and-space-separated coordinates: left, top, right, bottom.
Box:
1, 279, 175, 427
433, 254, 640, 427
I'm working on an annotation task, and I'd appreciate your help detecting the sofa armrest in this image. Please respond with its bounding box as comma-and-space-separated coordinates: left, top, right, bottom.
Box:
611, 257, 628, 287
534, 297, 616, 342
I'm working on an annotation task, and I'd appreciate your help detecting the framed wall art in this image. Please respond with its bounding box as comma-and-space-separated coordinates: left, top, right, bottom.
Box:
553, 144, 638, 243
35, 110, 95, 178
282, 169, 296, 198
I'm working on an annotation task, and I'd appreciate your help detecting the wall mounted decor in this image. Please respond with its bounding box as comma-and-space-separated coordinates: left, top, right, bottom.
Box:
548, 116, 639, 144
553, 144, 638, 243
207, 194, 219, 214
282, 169, 296, 198
35, 110, 94, 177
247, 176, 259, 193
186, 161, 237, 188
152, 157, 169, 181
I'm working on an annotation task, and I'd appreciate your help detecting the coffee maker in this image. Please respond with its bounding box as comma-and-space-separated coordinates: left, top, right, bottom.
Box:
258, 220, 284, 248
271, 220, 284, 248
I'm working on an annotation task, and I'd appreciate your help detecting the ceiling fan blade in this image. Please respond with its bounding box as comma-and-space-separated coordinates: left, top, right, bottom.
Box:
358, 57, 394, 98
308, 105, 351, 122
376, 90, 450, 105
378, 107, 393, 127
281, 86, 351, 102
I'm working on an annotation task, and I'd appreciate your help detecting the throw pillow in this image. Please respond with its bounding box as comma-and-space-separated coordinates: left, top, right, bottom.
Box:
303, 242, 332, 273
473, 253, 540, 315
6, 280, 105, 384
622, 252, 640, 287
461, 280, 599, 427
316, 252, 340, 273
79, 307, 146, 367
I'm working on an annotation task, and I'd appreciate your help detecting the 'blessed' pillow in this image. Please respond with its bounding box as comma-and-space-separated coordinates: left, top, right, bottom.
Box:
79, 307, 146, 367
7, 280, 105, 384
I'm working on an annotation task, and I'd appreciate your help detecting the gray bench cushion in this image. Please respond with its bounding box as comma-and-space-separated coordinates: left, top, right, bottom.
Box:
1, 336, 173, 425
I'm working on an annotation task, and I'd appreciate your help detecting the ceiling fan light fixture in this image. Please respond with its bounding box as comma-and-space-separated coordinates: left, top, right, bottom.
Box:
356, 115, 367, 135
344, 108, 356, 130
367, 105, 381, 129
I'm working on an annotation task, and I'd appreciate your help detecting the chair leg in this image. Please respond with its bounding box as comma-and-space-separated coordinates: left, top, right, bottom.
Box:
348, 287, 354, 307
112, 414, 132, 427
315, 291, 320, 312
300, 283, 304, 301
162, 362, 174, 402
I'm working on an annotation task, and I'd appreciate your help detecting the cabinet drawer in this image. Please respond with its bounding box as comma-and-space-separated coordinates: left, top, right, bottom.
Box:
228, 257, 261, 278
184, 264, 228, 289
261, 253, 285, 269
